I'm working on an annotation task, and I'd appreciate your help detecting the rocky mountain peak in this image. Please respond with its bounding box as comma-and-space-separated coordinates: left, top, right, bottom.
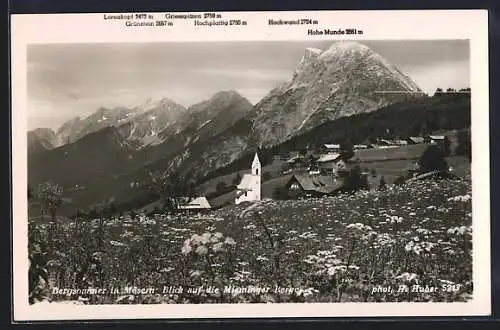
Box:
294, 48, 322, 78
209, 90, 246, 104
251, 41, 423, 146
318, 41, 371, 59
135, 97, 184, 113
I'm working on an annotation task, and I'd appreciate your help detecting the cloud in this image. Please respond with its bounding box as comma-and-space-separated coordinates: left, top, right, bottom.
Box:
192, 68, 291, 82
404, 60, 470, 94
27, 41, 470, 130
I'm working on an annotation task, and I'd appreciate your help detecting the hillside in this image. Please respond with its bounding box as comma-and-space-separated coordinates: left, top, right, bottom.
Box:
39, 178, 472, 303
27, 91, 254, 216
28, 126, 136, 187
27, 42, 469, 217
203, 93, 470, 182
200, 144, 468, 210
27, 128, 59, 154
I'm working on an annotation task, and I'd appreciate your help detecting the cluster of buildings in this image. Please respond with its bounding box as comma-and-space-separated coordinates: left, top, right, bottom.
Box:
283, 135, 445, 175
267, 134, 447, 199
139, 134, 447, 212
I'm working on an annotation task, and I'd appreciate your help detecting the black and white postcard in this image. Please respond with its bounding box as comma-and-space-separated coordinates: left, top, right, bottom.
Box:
10, 10, 490, 320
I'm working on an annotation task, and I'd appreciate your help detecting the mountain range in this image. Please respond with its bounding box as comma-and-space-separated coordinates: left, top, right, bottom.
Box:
158, 41, 423, 178
28, 41, 426, 214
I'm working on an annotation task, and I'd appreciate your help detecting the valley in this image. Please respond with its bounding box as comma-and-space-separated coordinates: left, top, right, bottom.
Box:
27, 41, 471, 217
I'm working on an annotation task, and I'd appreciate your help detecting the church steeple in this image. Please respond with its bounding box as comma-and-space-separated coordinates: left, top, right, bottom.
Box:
252, 152, 261, 176
235, 151, 261, 205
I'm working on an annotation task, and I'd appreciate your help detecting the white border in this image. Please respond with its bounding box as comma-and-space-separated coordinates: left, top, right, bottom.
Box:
11, 9, 490, 321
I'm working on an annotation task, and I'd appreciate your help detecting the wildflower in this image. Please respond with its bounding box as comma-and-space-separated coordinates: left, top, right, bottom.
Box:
224, 237, 236, 246
296, 287, 319, 297
387, 215, 403, 224
346, 223, 365, 230
190, 270, 202, 278
201, 233, 211, 244
181, 243, 192, 255
439, 279, 455, 285
212, 242, 225, 253
413, 245, 423, 255
160, 267, 174, 273
109, 240, 127, 247
396, 272, 418, 282
317, 250, 332, 257
447, 226, 472, 236
327, 265, 347, 276
421, 241, 436, 252
195, 245, 208, 256
447, 194, 472, 202
190, 234, 202, 245
416, 228, 432, 235
303, 255, 318, 264
405, 241, 415, 251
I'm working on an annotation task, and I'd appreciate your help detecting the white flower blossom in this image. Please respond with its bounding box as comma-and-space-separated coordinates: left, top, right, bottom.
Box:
396, 272, 418, 282
224, 237, 236, 246
181, 243, 192, 255
212, 242, 225, 253
195, 245, 208, 256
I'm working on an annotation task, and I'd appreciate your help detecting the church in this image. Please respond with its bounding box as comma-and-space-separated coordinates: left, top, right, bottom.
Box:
235, 152, 261, 205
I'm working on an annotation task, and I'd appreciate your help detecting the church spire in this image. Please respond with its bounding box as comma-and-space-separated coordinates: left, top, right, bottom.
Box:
252, 152, 261, 176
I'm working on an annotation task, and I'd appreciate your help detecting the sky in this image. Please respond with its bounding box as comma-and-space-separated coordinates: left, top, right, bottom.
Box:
27, 40, 470, 130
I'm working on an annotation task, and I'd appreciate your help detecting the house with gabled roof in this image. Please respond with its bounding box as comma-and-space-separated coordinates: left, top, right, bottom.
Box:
425, 135, 446, 144
353, 144, 368, 150
322, 144, 340, 153
285, 174, 343, 198
315, 153, 343, 175
406, 136, 425, 144
178, 197, 212, 210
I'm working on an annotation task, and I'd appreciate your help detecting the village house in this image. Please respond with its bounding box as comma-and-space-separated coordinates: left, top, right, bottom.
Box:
425, 135, 445, 144
353, 144, 368, 150
393, 139, 408, 146
286, 151, 300, 165
178, 196, 212, 211
138, 195, 211, 214
308, 168, 321, 175
315, 153, 343, 175
284, 174, 342, 199
406, 136, 425, 144
235, 152, 261, 205
322, 144, 341, 154
377, 139, 399, 148
378, 139, 395, 146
